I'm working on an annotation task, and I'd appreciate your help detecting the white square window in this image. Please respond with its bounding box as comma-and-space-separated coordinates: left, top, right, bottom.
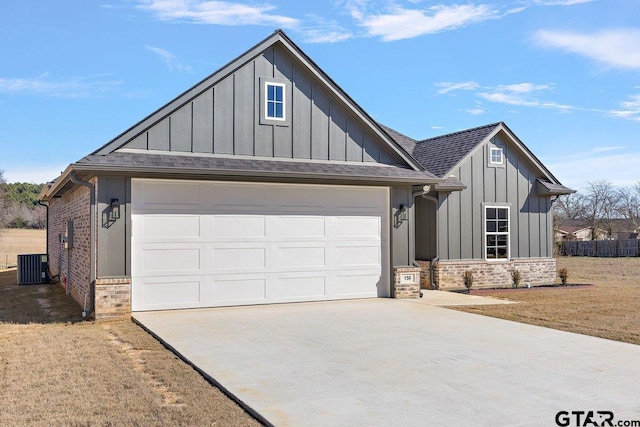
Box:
485, 206, 509, 260
265, 82, 285, 121
489, 147, 503, 165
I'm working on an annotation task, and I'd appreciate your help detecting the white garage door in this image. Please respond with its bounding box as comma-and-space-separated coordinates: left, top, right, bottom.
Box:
131, 179, 390, 311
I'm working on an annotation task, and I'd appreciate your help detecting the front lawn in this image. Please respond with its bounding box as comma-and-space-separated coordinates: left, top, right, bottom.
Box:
452, 257, 640, 345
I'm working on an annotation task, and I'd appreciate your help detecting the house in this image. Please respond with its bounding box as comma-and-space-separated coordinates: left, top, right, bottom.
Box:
556, 218, 639, 241
554, 222, 607, 241
38, 30, 573, 318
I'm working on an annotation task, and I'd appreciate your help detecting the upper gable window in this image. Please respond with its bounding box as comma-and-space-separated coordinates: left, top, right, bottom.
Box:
265, 82, 285, 121
489, 147, 504, 166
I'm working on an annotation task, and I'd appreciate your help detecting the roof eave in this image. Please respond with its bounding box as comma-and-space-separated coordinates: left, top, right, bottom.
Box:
72, 162, 442, 186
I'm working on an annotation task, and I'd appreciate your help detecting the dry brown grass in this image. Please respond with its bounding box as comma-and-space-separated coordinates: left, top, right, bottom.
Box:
0, 228, 46, 269
453, 257, 640, 345
0, 270, 261, 427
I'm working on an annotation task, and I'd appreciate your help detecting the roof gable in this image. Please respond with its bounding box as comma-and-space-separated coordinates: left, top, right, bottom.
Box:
92, 30, 422, 171
382, 121, 572, 192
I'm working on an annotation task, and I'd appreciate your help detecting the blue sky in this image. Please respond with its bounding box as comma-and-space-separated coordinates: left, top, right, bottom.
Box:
0, 0, 638, 191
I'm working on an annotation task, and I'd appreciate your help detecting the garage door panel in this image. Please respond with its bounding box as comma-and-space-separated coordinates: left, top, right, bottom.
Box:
213, 247, 266, 271
336, 217, 380, 238
214, 279, 267, 303
134, 276, 205, 310
139, 215, 201, 239
335, 273, 380, 297
213, 216, 266, 238
141, 248, 201, 273
278, 277, 325, 299
277, 247, 326, 269
132, 179, 389, 311
335, 245, 380, 267
277, 216, 326, 238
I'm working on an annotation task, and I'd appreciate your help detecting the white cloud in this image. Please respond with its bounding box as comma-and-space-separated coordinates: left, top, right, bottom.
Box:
436, 80, 581, 114
534, 29, 640, 70
136, 0, 299, 28
302, 29, 352, 43
466, 107, 486, 115
435, 81, 480, 96
0, 74, 122, 98
146, 46, 193, 73
533, 0, 595, 5
301, 15, 352, 43
609, 94, 640, 121
355, 4, 498, 41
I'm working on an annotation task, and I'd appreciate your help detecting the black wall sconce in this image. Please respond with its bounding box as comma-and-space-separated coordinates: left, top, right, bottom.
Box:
398, 203, 408, 223
110, 198, 121, 220
102, 198, 121, 229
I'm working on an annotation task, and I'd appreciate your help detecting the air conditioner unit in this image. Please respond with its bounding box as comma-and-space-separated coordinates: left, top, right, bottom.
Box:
17, 254, 48, 285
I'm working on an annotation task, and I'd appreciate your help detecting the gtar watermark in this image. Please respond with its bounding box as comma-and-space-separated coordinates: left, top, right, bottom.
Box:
555, 411, 640, 427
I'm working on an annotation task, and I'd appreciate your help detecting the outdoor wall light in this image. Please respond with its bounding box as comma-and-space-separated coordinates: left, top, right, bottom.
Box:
110, 198, 121, 221
398, 204, 408, 223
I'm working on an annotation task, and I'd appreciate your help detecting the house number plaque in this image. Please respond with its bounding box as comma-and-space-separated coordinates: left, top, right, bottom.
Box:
399, 273, 417, 284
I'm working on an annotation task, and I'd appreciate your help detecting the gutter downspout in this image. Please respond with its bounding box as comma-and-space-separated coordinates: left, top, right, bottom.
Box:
70, 172, 96, 319
418, 192, 439, 290
36, 200, 51, 283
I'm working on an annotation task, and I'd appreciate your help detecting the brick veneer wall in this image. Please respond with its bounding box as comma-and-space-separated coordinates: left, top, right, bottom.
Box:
48, 181, 95, 311
95, 278, 131, 319
416, 258, 557, 290
393, 266, 422, 298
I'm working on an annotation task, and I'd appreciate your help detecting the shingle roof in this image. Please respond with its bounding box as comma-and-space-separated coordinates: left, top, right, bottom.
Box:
411, 123, 500, 178
378, 124, 417, 155
379, 122, 500, 178
75, 152, 440, 184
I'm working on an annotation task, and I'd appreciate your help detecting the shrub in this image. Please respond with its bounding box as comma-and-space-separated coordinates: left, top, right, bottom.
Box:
462, 270, 474, 294
558, 267, 568, 286
511, 269, 522, 289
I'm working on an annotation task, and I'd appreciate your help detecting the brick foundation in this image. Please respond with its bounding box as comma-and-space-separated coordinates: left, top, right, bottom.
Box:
416, 258, 557, 290
393, 266, 422, 298
95, 277, 132, 319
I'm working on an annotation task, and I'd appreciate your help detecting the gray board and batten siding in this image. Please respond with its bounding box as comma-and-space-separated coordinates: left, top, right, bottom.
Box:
119, 43, 404, 166
416, 131, 553, 261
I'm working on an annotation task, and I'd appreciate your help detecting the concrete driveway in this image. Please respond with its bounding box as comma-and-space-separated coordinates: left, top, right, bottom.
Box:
133, 298, 640, 426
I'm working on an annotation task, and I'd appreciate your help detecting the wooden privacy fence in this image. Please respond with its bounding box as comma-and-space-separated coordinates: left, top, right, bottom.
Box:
561, 239, 640, 257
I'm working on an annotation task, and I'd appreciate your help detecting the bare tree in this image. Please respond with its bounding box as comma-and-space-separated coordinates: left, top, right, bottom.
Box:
616, 184, 640, 231
554, 192, 586, 221
582, 180, 619, 240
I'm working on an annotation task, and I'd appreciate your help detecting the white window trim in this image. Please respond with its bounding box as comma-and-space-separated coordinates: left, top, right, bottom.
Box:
264, 81, 286, 121
489, 147, 504, 166
484, 205, 510, 261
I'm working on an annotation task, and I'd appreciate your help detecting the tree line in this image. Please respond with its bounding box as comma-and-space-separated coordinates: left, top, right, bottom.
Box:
0, 171, 46, 229
553, 180, 640, 240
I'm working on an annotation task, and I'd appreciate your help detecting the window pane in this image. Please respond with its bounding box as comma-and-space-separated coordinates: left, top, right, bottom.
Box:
267, 85, 274, 100
497, 235, 508, 245
487, 235, 497, 246
267, 102, 275, 118
275, 86, 283, 102
498, 221, 508, 232
497, 247, 508, 258
486, 208, 496, 219
487, 248, 497, 259
275, 103, 283, 118
487, 222, 497, 232
498, 208, 508, 219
